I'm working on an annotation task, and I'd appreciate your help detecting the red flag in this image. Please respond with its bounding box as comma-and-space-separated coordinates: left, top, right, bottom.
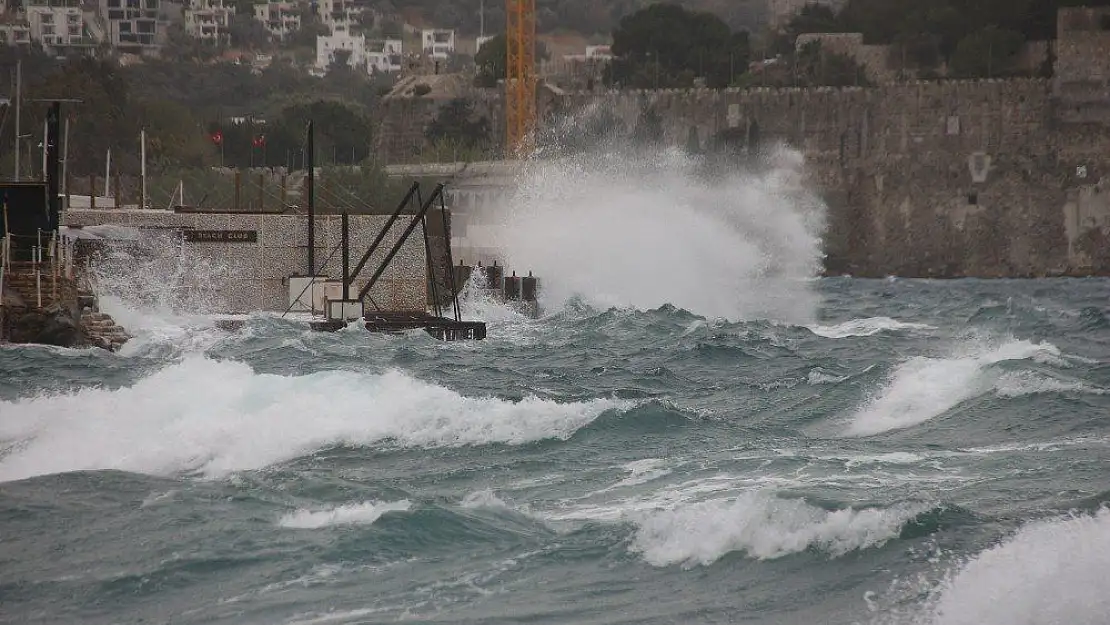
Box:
210, 130, 223, 145
252, 134, 266, 148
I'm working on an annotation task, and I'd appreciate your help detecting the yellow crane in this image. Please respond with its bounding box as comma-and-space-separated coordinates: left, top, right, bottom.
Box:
505, 0, 536, 157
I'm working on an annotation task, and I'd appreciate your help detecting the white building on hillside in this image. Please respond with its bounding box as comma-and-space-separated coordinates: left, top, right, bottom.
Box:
24, 0, 86, 49
99, 0, 162, 52
316, 31, 366, 71
0, 18, 32, 46
184, 0, 233, 44
254, 0, 299, 41
367, 37, 401, 73
317, 0, 359, 34
421, 28, 453, 59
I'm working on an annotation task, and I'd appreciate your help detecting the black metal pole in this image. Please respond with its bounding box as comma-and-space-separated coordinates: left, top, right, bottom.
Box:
421, 214, 441, 318
341, 211, 350, 301
437, 193, 461, 322
45, 102, 61, 231
359, 184, 444, 302
307, 120, 315, 276
348, 181, 419, 282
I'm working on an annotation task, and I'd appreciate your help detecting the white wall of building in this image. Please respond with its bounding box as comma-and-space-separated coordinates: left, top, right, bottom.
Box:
183, 0, 233, 43
25, 0, 85, 49
366, 37, 401, 73
254, 0, 300, 41
99, 0, 162, 51
316, 31, 366, 71
421, 28, 454, 58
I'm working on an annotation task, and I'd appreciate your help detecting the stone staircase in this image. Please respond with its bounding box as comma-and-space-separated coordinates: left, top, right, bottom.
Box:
80, 310, 130, 351
1, 264, 129, 351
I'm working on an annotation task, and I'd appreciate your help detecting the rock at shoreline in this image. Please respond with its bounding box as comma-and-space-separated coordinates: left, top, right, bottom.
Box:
9, 303, 84, 348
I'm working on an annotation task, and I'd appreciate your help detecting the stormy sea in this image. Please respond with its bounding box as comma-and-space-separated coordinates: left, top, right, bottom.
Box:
2, 147, 1109, 625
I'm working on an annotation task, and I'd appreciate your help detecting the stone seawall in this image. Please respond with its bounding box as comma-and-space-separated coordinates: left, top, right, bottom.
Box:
549, 79, 1110, 277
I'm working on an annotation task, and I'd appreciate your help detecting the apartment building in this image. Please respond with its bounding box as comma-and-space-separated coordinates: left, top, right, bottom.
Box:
315, 30, 365, 70
183, 0, 233, 44
366, 37, 400, 73
24, 0, 87, 49
317, 0, 358, 34
99, 0, 162, 52
421, 28, 453, 59
0, 15, 31, 46
253, 0, 298, 40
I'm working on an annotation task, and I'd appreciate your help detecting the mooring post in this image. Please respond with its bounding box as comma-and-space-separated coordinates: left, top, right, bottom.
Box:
89, 175, 96, 209
280, 174, 287, 210
341, 212, 350, 301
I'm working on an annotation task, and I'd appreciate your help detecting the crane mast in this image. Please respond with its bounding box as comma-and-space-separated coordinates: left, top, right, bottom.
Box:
505, 0, 536, 156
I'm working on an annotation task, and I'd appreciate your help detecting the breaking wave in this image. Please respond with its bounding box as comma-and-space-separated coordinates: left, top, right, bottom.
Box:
630, 491, 928, 567
0, 356, 631, 482
279, 500, 412, 529
846, 338, 1062, 436
875, 509, 1110, 625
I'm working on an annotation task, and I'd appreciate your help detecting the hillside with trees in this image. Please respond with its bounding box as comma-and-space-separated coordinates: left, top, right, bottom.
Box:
775, 0, 1110, 78
368, 0, 767, 37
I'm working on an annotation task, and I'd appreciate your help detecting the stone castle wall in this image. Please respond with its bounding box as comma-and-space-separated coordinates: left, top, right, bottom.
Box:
375, 7, 1110, 278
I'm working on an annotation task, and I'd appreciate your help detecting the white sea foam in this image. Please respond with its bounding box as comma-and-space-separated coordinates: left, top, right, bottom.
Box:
879, 509, 1110, 625
278, 500, 412, 529
461, 489, 514, 511
590, 458, 674, 495
808, 370, 850, 385
472, 146, 825, 324
846, 339, 1061, 436
993, 370, 1107, 398
809, 317, 935, 339
629, 491, 925, 567
0, 356, 631, 482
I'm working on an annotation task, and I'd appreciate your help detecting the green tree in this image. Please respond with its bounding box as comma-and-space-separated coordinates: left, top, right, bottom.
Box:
327, 48, 354, 74
229, 13, 271, 50
424, 98, 491, 154
137, 99, 215, 171
609, 4, 750, 89
474, 33, 506, 87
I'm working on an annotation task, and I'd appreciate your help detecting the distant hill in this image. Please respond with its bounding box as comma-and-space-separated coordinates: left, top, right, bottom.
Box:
373, 0, 768, 38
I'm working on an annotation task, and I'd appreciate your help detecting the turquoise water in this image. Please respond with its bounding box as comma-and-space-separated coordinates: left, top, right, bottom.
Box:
2, 278, 1109, 624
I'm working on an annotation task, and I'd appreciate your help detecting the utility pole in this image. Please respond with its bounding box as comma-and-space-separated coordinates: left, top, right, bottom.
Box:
13, 60, 20, 182
307, 120, 315, 277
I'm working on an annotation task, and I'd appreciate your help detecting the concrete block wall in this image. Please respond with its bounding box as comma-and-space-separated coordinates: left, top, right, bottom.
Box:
63, 209, 427, 313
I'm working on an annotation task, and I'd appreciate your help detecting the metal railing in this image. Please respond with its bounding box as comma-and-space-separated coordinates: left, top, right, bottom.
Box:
1, 231, 76, 310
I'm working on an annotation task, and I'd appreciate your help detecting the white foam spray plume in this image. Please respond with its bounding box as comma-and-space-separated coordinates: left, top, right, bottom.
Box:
80, 229, 233, 353
472, 125, 826, 323
86, 229, 230, 315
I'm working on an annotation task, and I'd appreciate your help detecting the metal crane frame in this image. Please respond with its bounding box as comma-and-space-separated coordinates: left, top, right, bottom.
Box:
506, 0, 537, 156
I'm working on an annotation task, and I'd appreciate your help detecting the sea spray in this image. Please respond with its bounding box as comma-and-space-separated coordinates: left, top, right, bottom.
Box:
87, 229, 231, 315
468, 143, 826, 324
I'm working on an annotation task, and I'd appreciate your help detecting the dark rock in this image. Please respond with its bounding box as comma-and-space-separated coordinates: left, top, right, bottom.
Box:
10, 304, 88, 348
